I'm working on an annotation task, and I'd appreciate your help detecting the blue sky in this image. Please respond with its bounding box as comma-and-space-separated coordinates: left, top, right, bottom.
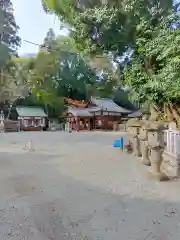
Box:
12, 0, 68, 54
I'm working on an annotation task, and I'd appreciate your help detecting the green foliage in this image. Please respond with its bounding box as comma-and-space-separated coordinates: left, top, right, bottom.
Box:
42, 0, 179, 109
0, 56, 33, 104
124, 12, 180, 105
43, 0, 172, 58
32, 32, 97, 101
0, 0, 20, 68
27, 31, 99, 116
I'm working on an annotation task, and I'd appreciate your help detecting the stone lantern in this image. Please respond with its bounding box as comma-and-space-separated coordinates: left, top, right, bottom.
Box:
127, 119, 141, 157
0, 110, 5, 133
146, 122, 169, 181
138, 121, 150, 166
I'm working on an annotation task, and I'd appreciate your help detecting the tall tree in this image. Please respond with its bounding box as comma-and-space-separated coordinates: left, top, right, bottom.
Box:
42, 0, 175, 103
32, 34, 97, 101
43, 0, 173, 59
0, 0, 20, 68
124, 12, 180, 121
0, 57, 33, 104
40, 28, 56, 51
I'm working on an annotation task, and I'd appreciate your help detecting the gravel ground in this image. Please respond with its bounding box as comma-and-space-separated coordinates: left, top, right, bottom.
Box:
0, 131, 180, 240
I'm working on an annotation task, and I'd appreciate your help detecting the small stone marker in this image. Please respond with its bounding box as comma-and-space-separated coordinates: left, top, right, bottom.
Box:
23, 139, 35, 152
0, 110, 5, 135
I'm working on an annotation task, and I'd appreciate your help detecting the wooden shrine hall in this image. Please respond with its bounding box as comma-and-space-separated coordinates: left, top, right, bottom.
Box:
63, 97, 131, 131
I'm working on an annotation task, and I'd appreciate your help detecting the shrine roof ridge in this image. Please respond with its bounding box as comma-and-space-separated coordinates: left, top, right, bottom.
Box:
91, 97, 131, 113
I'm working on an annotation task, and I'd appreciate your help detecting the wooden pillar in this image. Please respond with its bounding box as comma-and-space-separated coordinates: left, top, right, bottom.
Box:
76, 117, 79, 131
88, 119, 91, 131
73, 118, 75, 130
70, 118, 73, 130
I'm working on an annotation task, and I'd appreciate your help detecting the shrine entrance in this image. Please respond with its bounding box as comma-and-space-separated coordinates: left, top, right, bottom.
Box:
64, 107, 122, 131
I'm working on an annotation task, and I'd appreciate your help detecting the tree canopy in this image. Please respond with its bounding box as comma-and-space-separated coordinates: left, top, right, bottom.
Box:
3, 0, 180, 121
43, 0, 173, 58
41, 0, 180, 122
1, 26, 130, 118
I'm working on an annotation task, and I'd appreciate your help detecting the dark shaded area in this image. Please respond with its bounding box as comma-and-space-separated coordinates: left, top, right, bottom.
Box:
114, 88, 138, 111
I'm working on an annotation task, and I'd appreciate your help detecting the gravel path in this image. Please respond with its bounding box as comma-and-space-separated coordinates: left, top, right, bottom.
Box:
0, 131, 180, 240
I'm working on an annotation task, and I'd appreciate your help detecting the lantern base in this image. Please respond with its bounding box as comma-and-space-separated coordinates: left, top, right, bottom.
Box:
146, 171, 169, 181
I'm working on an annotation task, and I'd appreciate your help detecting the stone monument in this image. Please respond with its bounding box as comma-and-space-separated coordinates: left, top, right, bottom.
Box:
138, 121, 151, 165
23, 139, 35, 152
0, 110, 5, 134
146, 122, 169, 181
127, 119, 141, 157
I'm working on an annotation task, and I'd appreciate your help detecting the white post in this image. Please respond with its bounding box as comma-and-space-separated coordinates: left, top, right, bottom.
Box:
170, 131, 174, 155
68, 121, 71, 132
173, 131, 176, 156
176, 131, 180, 159
167, 130, 170, 153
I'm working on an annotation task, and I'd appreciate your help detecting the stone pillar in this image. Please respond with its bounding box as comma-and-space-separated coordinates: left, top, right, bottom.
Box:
127, 119, 141, 157
139, 123, 150, 166
0, 110, 5, 134
113, 122, 118, 131
146, 122, 169, 181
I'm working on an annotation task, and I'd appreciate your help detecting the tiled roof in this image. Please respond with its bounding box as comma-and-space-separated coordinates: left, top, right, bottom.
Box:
128, 110, 143, 118
68, 107, 92, 117
67, 97, 132, 117
91, 97, 131, 113
16, 106, 47, 117
88, 107, 101, 112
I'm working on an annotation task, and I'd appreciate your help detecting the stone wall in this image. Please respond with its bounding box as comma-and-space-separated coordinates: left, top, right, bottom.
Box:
126, 119, 178, 181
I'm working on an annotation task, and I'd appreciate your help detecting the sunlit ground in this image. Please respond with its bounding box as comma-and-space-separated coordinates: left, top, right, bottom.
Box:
0, 131, 179, 240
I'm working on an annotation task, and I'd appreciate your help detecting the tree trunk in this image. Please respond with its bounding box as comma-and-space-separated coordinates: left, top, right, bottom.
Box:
149, 103, 159, 121
165, 103, 174, 122
169, 103, 180, 128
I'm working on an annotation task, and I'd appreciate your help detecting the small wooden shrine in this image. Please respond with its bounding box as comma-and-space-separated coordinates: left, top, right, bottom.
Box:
16, 106, 47, 131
